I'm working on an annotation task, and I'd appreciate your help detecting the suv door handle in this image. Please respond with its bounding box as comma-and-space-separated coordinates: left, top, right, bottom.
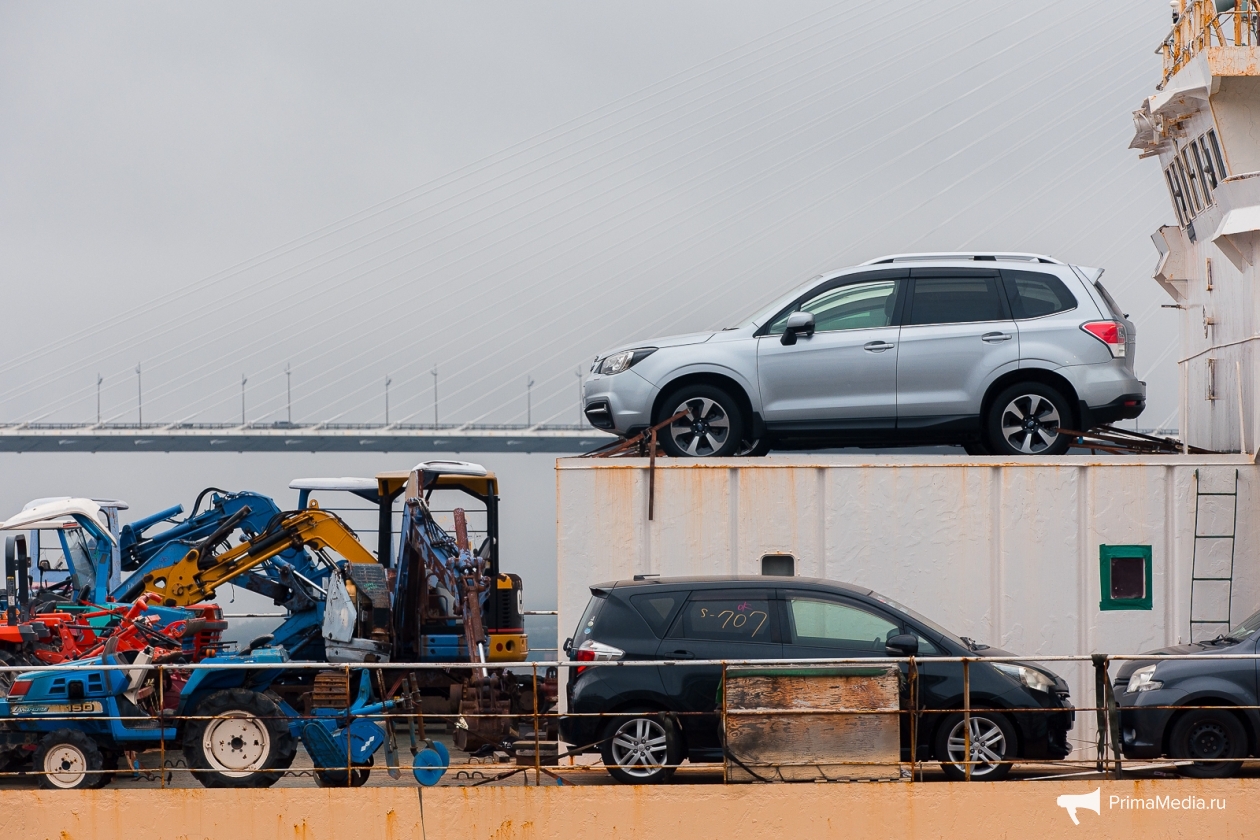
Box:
863, 341, 894, 352
981, 332, 1013, 342
668, 650, 695, 659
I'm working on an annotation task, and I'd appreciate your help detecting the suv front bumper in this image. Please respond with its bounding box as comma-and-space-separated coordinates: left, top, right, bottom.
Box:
583, 369, 658, 435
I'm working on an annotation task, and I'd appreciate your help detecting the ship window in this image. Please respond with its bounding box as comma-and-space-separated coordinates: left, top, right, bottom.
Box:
1099, 545, 1152, 611
1183, 147, 1207, 209
1177, 154, 1202, 215
1206, 128, 1227, 178
1165, 166, 1190, 227
1195, 138, 1218, 192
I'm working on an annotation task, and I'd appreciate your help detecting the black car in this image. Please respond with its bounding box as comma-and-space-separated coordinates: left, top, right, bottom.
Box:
560, 576, 1073, 783
1116, 608, 1260, 777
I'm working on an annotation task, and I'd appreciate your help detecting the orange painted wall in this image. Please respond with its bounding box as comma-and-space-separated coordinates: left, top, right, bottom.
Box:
4, 780, 1254, 840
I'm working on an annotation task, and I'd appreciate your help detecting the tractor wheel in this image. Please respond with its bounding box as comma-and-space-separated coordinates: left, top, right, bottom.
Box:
182, 689, 297, 788
33, 730, 104, 790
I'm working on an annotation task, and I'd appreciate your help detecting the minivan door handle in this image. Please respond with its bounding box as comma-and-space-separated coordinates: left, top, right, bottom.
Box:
863, 341, 895, 352
981, 332, 1013, 343
668, 650, 696, 660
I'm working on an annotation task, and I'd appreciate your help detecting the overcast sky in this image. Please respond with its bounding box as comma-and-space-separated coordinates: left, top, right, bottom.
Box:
0, 2, 1176, 612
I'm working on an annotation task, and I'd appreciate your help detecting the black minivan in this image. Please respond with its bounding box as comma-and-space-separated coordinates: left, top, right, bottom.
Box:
561, 576, 1074, 783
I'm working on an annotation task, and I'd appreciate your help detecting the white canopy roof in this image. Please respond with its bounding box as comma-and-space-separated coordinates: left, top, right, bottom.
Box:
0, 498, 117, 543
288, 477, 380, 493
411, 460, 488, 477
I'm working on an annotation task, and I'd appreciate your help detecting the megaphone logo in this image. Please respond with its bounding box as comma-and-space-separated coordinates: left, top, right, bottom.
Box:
1056, 788, 1101, 825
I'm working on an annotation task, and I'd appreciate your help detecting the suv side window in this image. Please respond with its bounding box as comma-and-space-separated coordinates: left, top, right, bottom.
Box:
904, 274, 1007, 326
671, 592, 775, 643
766, 278, 900, 335
1000, 269, 1077, 319
785, 596, 900, 651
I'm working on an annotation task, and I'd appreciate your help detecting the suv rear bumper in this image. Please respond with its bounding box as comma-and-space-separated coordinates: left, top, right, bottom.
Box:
1080, 393, 1147, 429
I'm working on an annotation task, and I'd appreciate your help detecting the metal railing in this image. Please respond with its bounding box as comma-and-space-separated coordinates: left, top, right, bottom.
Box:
1, 652, 1256, 789
1162, 0, 1259, 87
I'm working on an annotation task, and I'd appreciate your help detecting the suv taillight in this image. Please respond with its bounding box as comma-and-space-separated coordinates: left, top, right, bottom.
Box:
8, 679, 31, 698
574, 639, 624, 675
1081, 321, 1126, 358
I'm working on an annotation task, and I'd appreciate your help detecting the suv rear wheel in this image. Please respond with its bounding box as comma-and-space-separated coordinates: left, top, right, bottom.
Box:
986, 382, 1073, 456
600, 710, 681, 784
657, 385, 744, 458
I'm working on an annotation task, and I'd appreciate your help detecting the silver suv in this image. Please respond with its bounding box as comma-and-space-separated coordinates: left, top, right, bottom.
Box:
583, 253, 1145, 457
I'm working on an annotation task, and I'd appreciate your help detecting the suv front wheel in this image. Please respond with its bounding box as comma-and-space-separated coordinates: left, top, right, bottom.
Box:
657, 385, 745, 458
600, 710, 681, 784
985, 382, 1073, 456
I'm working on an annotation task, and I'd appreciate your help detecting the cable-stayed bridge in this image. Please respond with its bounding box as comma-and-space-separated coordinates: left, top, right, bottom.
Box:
0, 423, 609, 453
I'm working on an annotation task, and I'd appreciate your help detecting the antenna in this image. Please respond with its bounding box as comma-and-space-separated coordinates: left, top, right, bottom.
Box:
96, 373, 103, 425
241, 373, 248, 425
385, 375, 392, 425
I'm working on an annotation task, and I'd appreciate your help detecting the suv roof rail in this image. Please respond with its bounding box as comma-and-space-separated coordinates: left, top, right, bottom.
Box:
861, 252, 1065, 265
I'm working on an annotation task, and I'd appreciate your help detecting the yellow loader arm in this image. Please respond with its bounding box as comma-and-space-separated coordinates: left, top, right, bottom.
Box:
139, 507, 377, 608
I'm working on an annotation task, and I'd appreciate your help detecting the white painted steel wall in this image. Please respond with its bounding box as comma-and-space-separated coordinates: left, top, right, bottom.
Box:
556, 454, 1259, 729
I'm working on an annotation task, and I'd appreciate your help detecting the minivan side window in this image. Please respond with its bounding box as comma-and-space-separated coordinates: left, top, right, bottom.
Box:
904, 275, 1006, 326
786, 597, 900, 651
766, 279, 899, 335
672, 594, 774, 643
630, 592, 682, 637
1001, 270, 1077, 319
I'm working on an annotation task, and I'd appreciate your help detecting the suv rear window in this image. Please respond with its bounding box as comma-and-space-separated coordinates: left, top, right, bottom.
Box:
1094, 281, 1126, 320
1001, 270, 1077, 319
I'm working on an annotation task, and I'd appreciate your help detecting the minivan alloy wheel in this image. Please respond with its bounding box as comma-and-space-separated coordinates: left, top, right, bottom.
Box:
609, 717, 670, 777
945, 716, 1008, 778
999, 393, 1062, 454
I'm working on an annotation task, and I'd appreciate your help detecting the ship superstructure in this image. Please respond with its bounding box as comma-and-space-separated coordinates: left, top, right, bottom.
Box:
1132, 0, 1260, 450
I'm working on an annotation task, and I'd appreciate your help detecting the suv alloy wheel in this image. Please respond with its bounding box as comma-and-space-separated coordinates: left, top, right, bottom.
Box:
657, 385, 744, 458
986, 382, 1073, 456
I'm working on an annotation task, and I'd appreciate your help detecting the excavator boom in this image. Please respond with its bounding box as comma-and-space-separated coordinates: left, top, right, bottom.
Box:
138, 507, 376, 608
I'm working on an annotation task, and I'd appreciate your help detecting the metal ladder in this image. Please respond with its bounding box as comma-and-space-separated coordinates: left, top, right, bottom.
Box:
1189, 468, 1239, 642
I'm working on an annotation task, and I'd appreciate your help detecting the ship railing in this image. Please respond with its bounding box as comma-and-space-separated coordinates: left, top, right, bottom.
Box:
1161, 0, 1259, 87
1, 653, 1257, 787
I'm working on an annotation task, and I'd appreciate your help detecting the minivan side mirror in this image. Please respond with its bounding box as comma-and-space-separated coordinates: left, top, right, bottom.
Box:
885, 633, 919, 656
780, 311, 815, 346
563, 637, 574, 655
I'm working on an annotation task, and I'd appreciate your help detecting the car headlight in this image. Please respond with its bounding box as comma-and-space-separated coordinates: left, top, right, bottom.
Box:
1125, 664, 1162, 693
596, 348, 656, 375
993, 663, 1056, 693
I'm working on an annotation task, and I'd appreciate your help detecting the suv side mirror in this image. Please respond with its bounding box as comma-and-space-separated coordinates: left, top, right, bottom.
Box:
885, 633, 919, 656
563, 637, 573, 655
780, 311, 815, 346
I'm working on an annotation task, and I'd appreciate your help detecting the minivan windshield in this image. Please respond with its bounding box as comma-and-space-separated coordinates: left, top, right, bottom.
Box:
870, 590, 970, 650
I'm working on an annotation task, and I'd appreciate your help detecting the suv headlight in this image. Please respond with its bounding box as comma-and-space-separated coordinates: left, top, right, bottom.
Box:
596, 348, 656, 375
1125, 664, 1162, 693
993, 663, 1056, 694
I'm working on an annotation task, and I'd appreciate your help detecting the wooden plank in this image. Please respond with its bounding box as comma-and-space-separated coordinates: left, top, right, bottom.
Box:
723, 666, 902, 782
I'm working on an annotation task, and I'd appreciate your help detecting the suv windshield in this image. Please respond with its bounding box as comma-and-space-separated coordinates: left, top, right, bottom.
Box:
1224, 609, 1260, 643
